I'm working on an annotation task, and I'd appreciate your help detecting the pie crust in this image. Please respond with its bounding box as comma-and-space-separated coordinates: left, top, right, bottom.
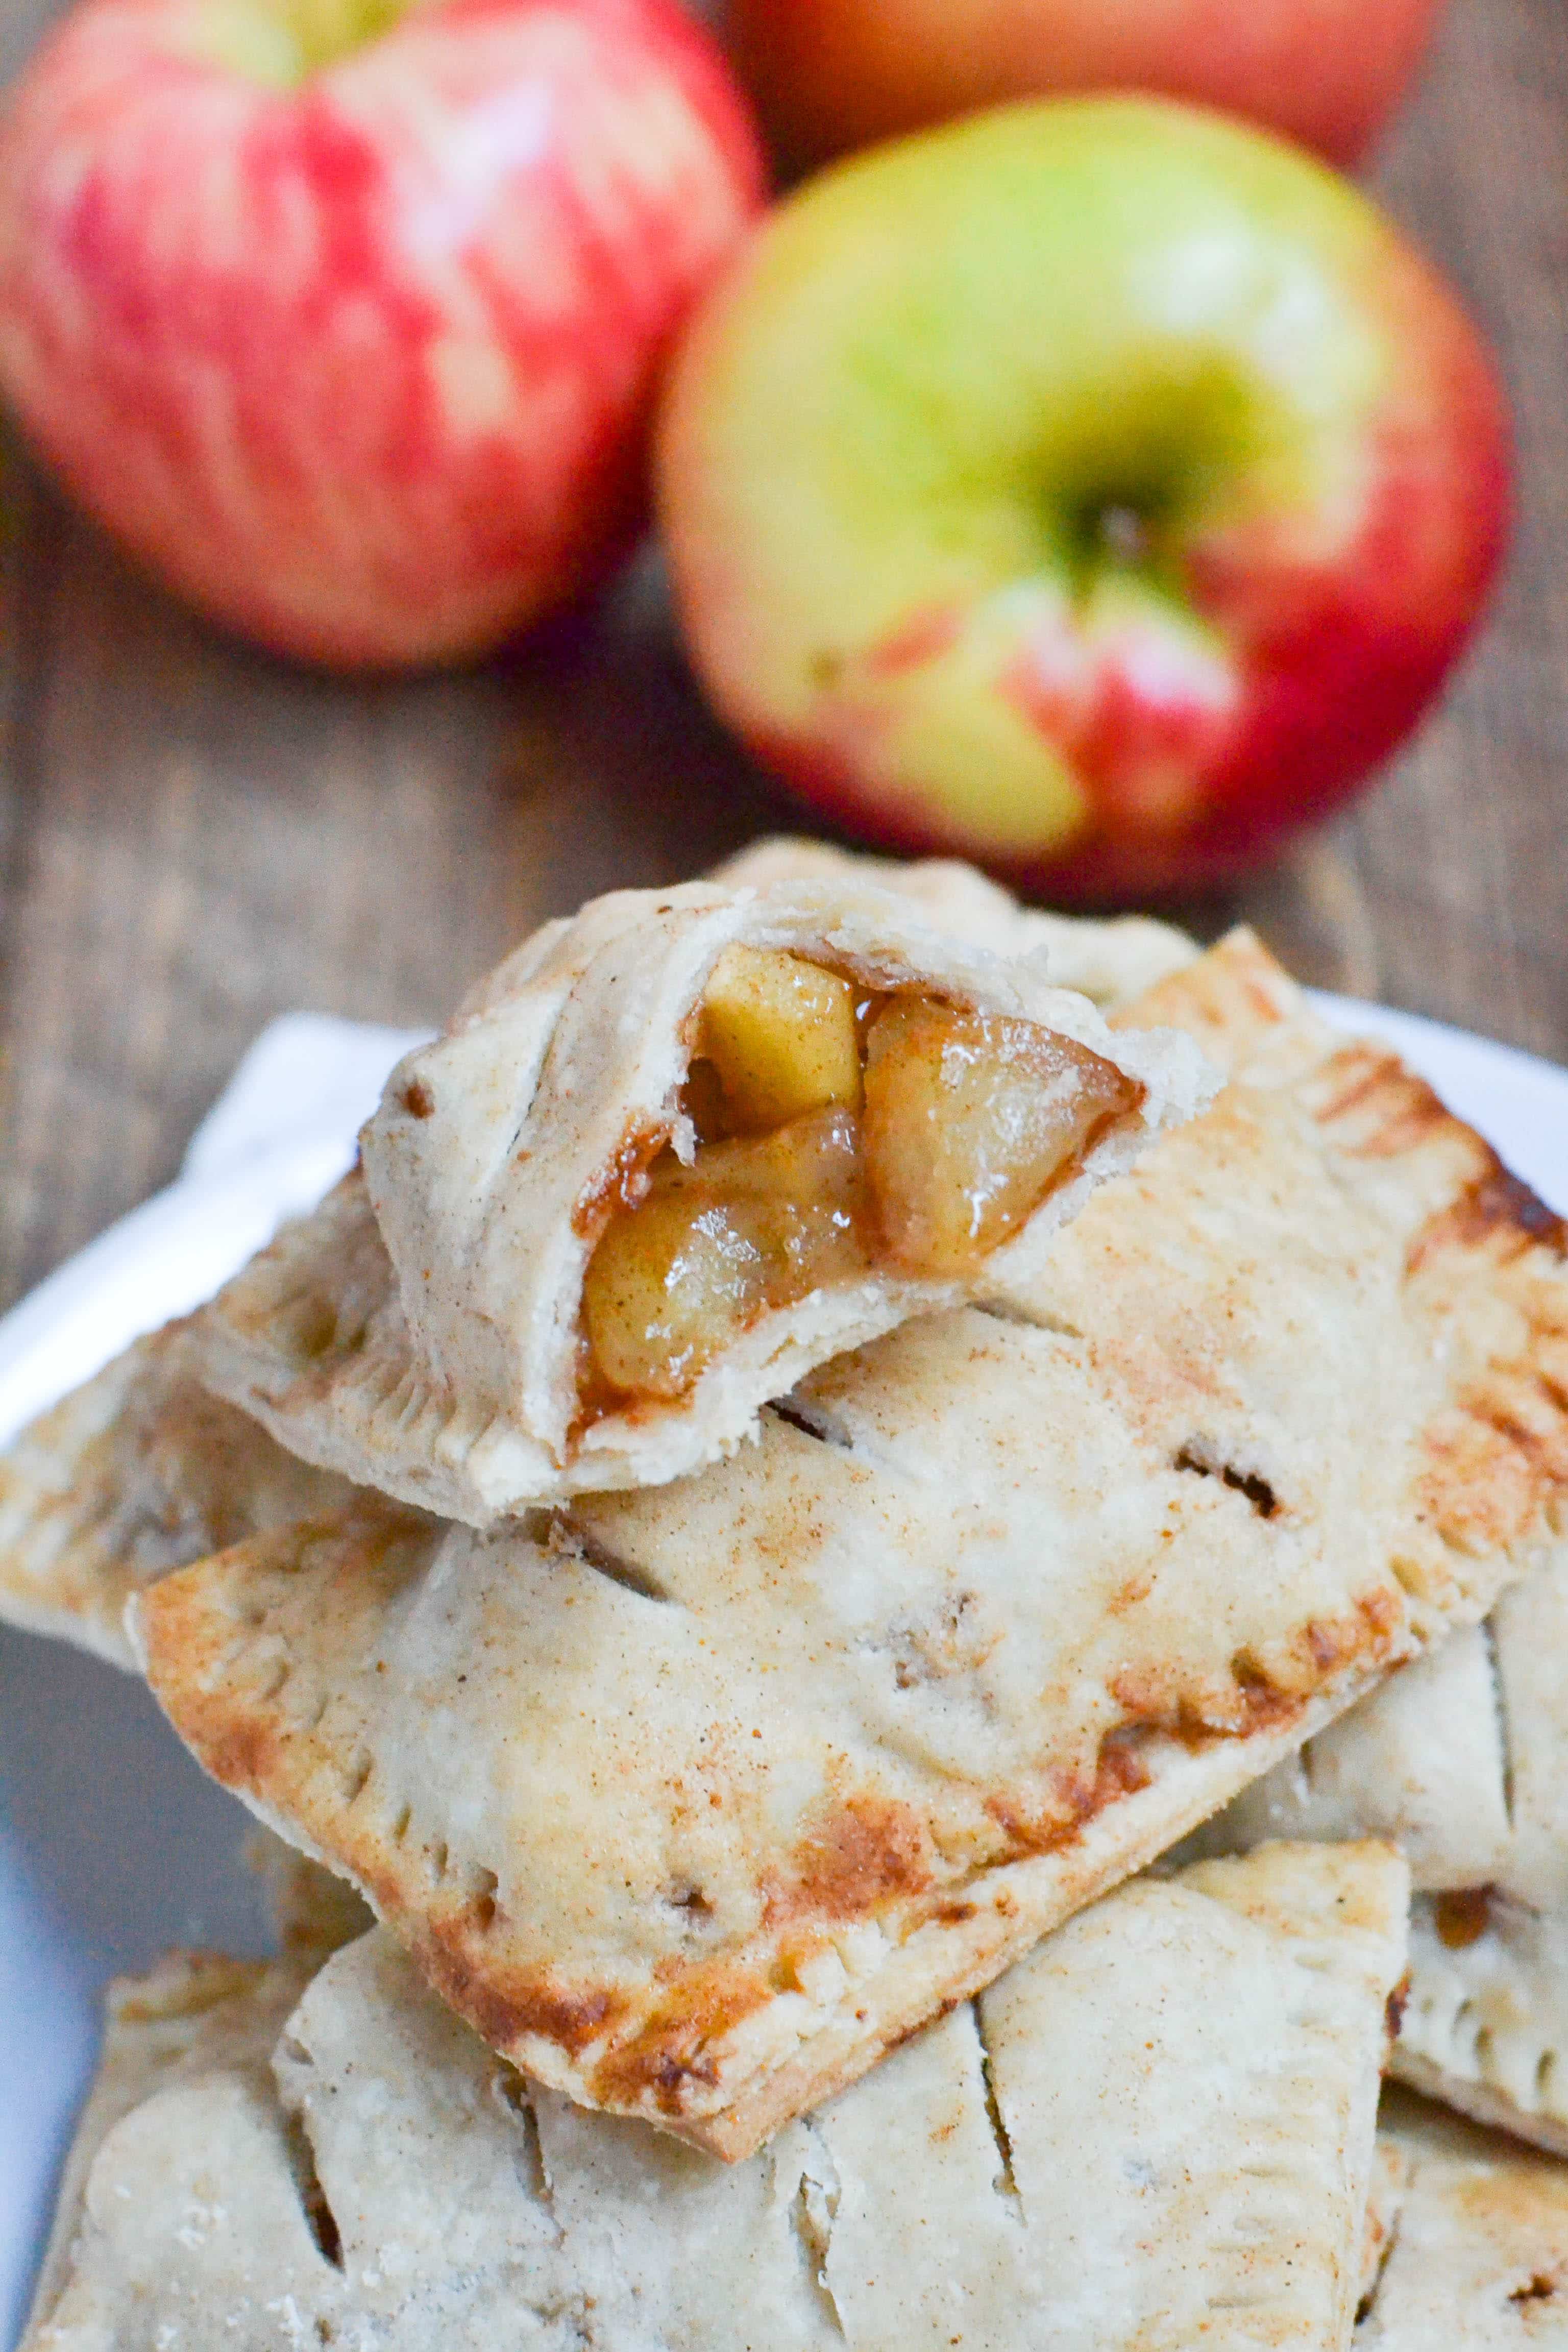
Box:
24, 1841, 1405, 2351
1357, 2087, 1568, 2340
135, 932, 1567, 2156
710, 835, 1202, 1009
0, 1319, 353, 1669
1187, 1539, 1568, 2157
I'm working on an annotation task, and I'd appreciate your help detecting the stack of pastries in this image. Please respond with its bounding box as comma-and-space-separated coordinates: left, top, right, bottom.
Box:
6, 839, 1568, 2349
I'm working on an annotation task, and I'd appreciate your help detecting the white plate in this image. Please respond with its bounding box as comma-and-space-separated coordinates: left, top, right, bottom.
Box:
2, 995, 1566, 2348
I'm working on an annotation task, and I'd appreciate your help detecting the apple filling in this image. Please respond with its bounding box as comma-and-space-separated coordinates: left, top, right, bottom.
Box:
580, 946, 1140, 1405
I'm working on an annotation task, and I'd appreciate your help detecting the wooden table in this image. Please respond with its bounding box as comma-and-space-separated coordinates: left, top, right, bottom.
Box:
1, 0, 1564, 1316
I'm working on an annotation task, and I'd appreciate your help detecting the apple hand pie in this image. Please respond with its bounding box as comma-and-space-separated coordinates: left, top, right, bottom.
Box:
0, 1319, 355, 1669
24, 1841, 1406, 2352
1189, 1540, 1568, 2161
135, 932, 1567, 2158
194, 876, 1208, 1525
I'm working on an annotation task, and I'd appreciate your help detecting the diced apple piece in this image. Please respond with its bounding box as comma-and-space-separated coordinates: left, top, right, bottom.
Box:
693, 1102, 862, 1211
582, 1190, 771, 1399
694, 1106, 867, 1290
698, 946, 862, 1132
863, 998, 1140, 1274
582, 1109, 866, 1398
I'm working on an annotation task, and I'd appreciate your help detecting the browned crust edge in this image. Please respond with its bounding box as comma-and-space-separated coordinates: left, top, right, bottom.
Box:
144, 932, 1568, 2159
138, 1520, 1408, 2161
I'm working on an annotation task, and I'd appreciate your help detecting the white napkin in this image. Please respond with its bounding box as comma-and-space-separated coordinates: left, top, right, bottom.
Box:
0, 1014, 427, 1448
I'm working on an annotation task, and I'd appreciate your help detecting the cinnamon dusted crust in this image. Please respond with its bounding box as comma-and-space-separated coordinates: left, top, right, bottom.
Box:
2, 853, 1200, 1644
1149, 981, 1568, 2173
194, 875, 1211, 1525
27, 1842, 1405, 2351
137, 933, 1567, 2157
1357, 2088, 1568, 2339
0, 1320, 354, 1668
709, 834, 1202, 1008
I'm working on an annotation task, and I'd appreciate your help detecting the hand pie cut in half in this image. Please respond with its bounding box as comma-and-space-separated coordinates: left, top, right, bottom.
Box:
0, 861, 1198, 1653
196, 876, 1212, 1523
24, 1840, 1406, 2352
1190, 1542, 1568, 2159
1356, 2089, 1568, 2344
0, 1319, 355, 1669
137, 933, 1568, 2158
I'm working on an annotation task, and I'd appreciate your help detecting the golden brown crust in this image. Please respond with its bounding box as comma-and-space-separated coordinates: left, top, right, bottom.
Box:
1109, 922, 1302, 1068
137, 1486, 1413, 2158
0, 1321, 355, 1666
138, 930, 1568, 2157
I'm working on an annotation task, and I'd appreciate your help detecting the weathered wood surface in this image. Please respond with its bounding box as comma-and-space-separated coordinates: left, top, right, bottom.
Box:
0, 0, 1564, 1315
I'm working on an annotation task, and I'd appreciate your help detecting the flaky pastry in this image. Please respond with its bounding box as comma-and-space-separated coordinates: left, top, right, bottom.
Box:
26, 1841, 1405, 2352
1356, 2088, 1568, 2341
0, 1320, 353, 1668
135, 933, 1565, 2155
196, 875, 1211, 1522
710, 835, 1201, 1008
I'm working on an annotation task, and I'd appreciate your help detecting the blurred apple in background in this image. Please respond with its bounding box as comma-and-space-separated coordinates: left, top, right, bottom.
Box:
0, 0, 763, 667
658, 99, 1510, 901
726, 0, 1443, 173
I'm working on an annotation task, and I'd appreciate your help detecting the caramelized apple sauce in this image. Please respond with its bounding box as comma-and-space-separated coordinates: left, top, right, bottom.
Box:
580, 946, 1140, 1405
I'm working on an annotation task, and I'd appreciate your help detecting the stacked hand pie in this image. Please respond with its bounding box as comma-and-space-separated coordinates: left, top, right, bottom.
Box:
8, 842, 1568, 2349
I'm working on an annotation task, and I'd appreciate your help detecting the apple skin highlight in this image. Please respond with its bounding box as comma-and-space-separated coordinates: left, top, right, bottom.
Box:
658, 100, 1511, 901
0, 0, 764, 667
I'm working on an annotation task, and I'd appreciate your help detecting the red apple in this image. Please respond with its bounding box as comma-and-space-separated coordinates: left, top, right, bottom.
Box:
726, 0, 1443, 173
0, 0, 763, 668
658, 99, 1510, 900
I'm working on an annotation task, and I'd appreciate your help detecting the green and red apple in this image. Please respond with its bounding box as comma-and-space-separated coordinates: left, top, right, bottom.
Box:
0, 0, 764, 668
727, 0, 1443, 174
658, 99, 1510, 898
